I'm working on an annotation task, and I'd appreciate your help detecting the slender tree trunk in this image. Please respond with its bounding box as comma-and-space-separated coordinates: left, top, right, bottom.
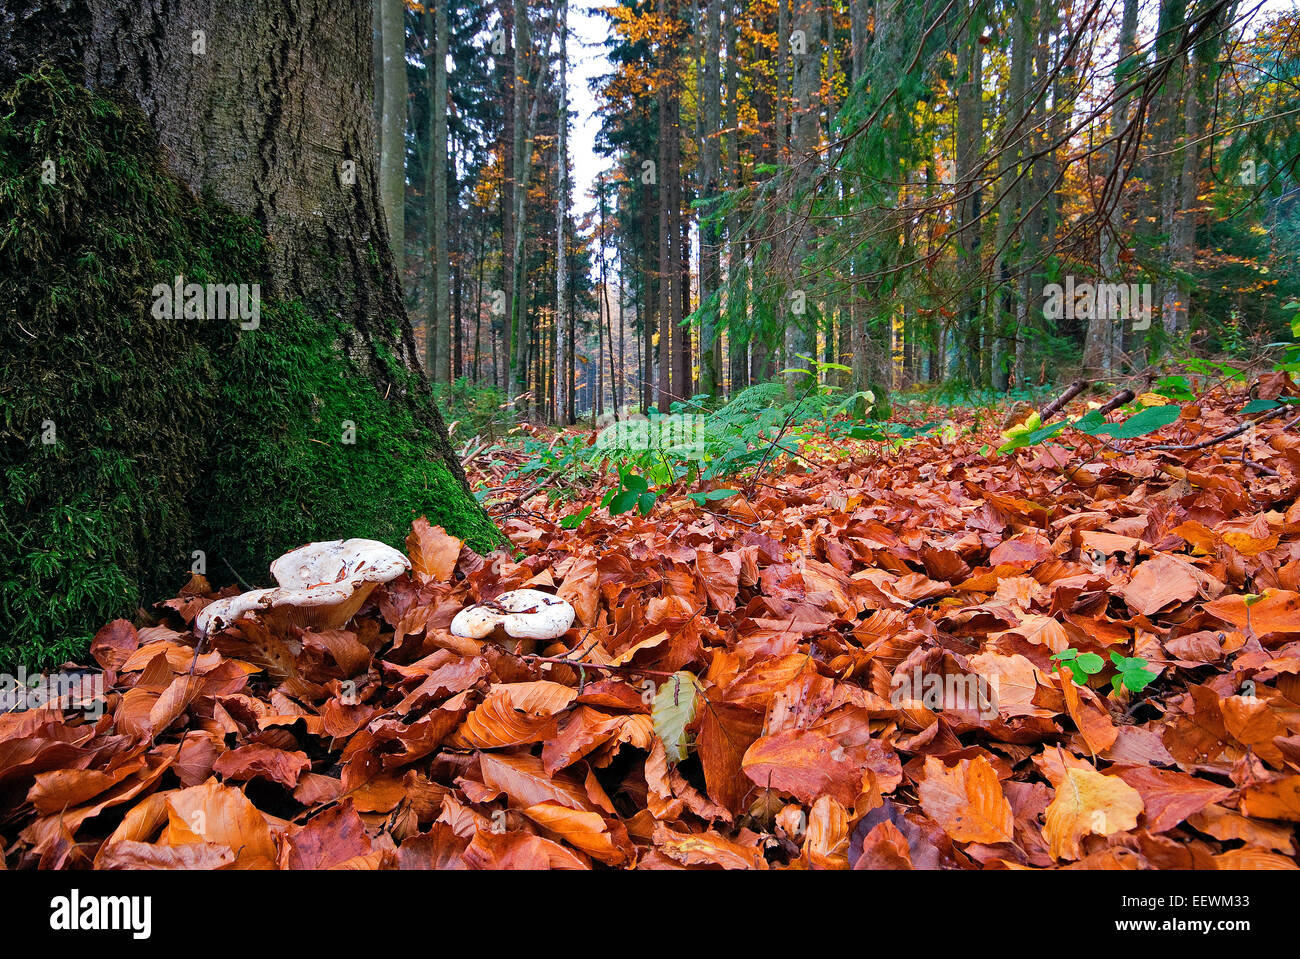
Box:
555, 0, 569, 422
428, 0, 450, 381
700, 0, 724, 398
1085, 0, 1139, 374
500, 0, 516, 394
785, 0, 820, 394
380, 0, 406, 283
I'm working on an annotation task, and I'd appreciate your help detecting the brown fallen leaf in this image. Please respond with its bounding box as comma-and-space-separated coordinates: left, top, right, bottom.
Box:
917, 755, 1014, 845
1042, 765, 1144, 861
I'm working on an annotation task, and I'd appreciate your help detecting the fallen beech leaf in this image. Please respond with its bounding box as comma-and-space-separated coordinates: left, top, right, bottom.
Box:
449, 688, 561, 749
852, 820, 914, 870
917, 755, 1014, 845
96, 839, 237, 870
1205, 590, 1300, 637
1240, 776, 1300, 821
1213, 846, 1298, 870
1111, 765, 1232, 833
1118, 554, 1206, 616
653, 821, 766, 869
213, 743, 311, 788
406, 518, 462, 582
556, 555, 600, 626
281, 800, 371, 869
463, 828, 589, 869
90, 619, 139, 670
696, 701, 765, 815
522, 802, 629, 865
163, 781, 279, 867
1058, 673, 1118, 754
742, 728, 900, 807
801, 795, 851, 869
1043, 765, 1143, 861
476, 751, 593, 811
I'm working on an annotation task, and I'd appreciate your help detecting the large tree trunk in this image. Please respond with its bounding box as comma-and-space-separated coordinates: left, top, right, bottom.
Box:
0, 0, 495, 525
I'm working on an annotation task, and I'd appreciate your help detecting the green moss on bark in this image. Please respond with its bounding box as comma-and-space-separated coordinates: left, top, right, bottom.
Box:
0, 67, 500, 669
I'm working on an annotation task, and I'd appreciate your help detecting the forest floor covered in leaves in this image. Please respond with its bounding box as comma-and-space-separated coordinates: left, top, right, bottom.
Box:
5, 377, 1300, 869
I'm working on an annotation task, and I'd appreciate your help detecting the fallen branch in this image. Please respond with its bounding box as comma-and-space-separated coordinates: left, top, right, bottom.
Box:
1149, 406, 1294, 451
1096, 389, 1135, 415
1038, 379, 1087, 421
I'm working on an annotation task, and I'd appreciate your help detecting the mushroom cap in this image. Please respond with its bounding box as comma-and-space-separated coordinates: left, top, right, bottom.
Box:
449, 589, 576, 642
195, 539, 411, 638
195, 588, 276, 638
270, 538, 410, 590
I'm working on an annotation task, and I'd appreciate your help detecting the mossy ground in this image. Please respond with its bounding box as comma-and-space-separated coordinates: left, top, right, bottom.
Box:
0, 68, 499, 670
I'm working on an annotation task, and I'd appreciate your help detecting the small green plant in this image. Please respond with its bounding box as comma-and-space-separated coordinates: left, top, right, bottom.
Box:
1108, 652, 1157, 694
1051, 648, 1105, 684
602, 468, 658, 517
1052, 647, 1157, 694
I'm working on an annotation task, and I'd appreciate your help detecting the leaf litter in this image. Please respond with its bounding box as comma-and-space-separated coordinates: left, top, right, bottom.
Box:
5, 380, 1300, 870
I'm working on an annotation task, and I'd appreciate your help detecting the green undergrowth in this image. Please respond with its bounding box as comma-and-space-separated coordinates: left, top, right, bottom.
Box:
0, 67, 497, 670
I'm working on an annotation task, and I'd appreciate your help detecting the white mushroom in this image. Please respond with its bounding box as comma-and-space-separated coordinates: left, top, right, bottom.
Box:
450, 589, 575, 653
195, 538, 411, 638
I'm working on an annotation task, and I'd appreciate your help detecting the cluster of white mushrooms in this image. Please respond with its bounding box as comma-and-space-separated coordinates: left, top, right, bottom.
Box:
195, 539, 576, 651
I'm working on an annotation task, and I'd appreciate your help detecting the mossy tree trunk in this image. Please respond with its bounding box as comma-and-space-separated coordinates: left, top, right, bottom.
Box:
1, 0, 491, 522
0, 2, 500, 667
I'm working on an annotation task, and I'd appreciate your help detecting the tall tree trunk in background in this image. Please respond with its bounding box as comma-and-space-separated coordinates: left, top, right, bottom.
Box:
500, 0, 516, 396
617, 243, 626, 410
508, 0, 529, 403
643, 177, 658, 411
1084, 0, 1139, 375
674, 171, 690, 398
993, 1, 1030, 390
777, 0, 790, 163
567, 235, 577, 422
852, 0, 870, 77
785, 0, 820, 395
656, 0, 674, 411
1163, 12, 1200, 339
700, 0, 724, 398
671, 0, 688, 401
1015, 0, 1049, 387
372, 0, 384, 167
849, 0, 867, 394
429, 0, 450, 382
953, 1, 983, 384
380, 0, 406, 282
725, 0, 748, 392
555, 0, 569, 422
472, 217, 486, 383
508, 2, 557, 412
